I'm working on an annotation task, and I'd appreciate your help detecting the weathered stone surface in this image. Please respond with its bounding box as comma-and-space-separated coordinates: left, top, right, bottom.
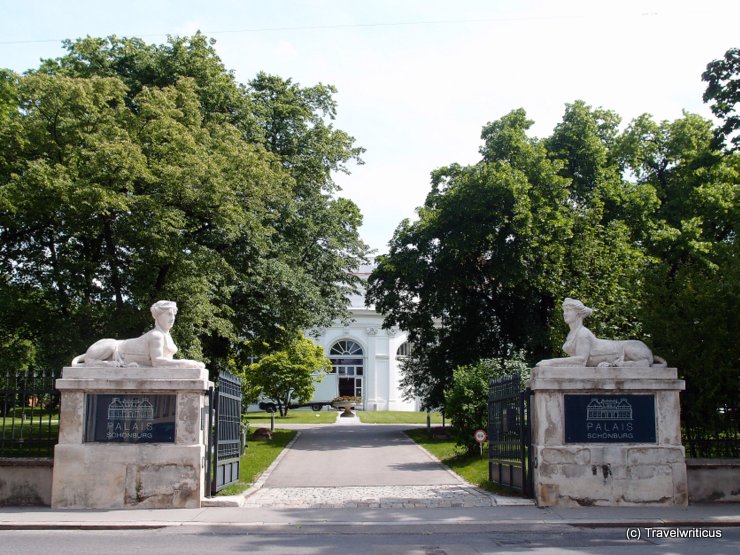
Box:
627, 446, 685, 465
686, 459, 740, 502
656, 390, 683, 444
61, 366, 209, 380
532, 393, 563, 445
176, 392, 203, 445
124, 462, 200, 508
57, 391, 85, 444
52, 444, 204, 509
51, 368, 211, 509
529, 366, 687, 507
541, 447, 590, 465
0, 459, 53, 506
623, 468, 674, 503
626, 463, 671, 480
534, 366, 678, 380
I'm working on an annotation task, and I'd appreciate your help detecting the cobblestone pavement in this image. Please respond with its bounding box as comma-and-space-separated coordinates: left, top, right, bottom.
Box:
243, 485, 533, 509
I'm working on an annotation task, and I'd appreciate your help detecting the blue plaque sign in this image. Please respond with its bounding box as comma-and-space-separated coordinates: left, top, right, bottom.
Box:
564, 394, 656, 443
85, 394, 177, 443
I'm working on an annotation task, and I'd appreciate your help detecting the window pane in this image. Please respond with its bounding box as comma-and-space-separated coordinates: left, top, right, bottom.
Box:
330, 340, 364, 356
356, 367, 363, 375
330, 357, 363, 366
338, 378, 354, 397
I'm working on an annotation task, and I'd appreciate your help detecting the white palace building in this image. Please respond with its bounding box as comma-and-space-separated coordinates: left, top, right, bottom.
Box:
306, 263, 418, 412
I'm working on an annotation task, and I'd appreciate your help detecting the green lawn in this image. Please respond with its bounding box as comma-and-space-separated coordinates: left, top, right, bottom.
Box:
216, 428, 297, 496
243, 409, 339, 424
4, 407, 58, 418
404, 427, 519, 496
0, 418, 59, 457
357, 411, 445, 424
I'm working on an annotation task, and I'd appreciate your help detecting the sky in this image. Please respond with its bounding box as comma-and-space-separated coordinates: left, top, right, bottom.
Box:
1, 0, 738, 253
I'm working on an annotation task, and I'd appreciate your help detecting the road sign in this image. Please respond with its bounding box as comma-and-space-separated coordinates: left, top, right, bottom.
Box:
474, 429, 488, 444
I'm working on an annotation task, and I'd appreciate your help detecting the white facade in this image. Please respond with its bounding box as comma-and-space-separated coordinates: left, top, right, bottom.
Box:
307, 263, 418, 411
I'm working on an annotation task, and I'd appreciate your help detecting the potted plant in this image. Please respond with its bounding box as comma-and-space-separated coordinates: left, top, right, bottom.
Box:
331, 395, 361, 417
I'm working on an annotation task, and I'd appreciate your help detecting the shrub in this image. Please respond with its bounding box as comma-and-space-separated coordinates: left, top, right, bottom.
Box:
444, 355, 529, 452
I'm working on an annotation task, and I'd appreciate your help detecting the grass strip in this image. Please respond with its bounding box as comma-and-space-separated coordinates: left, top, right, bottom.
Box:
216, 428, 297, 496
243, 409, 338, 424
404, 427, 520, 496
357, 410, 444, 424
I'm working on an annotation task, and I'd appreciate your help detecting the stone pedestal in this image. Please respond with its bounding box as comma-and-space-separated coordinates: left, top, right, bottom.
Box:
51, 367, 211, 509
529, 366, 687, 507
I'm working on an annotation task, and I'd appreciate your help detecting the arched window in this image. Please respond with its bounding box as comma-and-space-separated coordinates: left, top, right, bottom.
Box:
329, 340, 364, 399
396, 342, 412, 357
330, 340, 364, 357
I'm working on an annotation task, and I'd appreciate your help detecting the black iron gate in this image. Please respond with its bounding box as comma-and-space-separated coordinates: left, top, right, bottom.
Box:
488, 373, 533, 497
207, 369, 242, 496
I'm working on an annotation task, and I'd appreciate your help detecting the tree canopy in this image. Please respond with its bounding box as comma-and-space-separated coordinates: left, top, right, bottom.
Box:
241, 331, 331, 416
702, 47, 740, 151
0, 34, 367, 372
367, 101, 655, 408
368, 90, 738, 418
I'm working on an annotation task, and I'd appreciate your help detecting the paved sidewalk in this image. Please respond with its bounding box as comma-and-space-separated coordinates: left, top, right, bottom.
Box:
1, 504, 738, 531
1, 414, 738, 530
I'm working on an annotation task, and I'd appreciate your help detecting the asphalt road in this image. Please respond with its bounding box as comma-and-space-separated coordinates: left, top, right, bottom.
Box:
3, 525, 738, 554
262, 424, 461, 487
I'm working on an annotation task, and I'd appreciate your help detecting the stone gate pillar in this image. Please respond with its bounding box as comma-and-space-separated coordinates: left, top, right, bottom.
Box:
529, 366, 687, 507
51, 366, 211, 509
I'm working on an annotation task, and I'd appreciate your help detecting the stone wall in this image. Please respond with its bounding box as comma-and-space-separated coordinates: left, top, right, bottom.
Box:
51, 366, 211, 509
0, 458, 52, 506
529, 366, 688, 506
686, 459, 740, 502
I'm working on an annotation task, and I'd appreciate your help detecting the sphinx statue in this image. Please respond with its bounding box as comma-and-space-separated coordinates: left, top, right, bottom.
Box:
536, 298, 667, 368
71, 300, 205, 369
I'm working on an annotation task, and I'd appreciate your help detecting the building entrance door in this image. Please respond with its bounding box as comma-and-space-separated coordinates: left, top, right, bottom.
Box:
337, 364, 363, 398
330, 340, 364, 403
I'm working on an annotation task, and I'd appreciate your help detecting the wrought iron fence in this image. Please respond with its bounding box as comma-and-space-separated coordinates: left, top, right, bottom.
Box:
0, 369, 60, 458
682, 404, 739, 459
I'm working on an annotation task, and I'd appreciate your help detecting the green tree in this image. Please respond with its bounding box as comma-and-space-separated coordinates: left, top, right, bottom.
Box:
0, 34, 367, 372
0, 72, 278, 368
372, 100, 737, 419
368, 105, 651, 409
241, 333, 331, 417
444, 357, 529, 452
37, 36, 368, 339
617, 111, 739, 424
702, 47, 740, 151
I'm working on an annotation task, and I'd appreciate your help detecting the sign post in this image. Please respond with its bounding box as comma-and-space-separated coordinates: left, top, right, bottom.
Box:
474, 428, 488, 458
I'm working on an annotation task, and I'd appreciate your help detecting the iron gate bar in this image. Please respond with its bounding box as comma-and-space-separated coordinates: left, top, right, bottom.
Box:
209, 369, 243, 495
523, 386, 533, 497
205, 386, 214, 496
488, 373, 533, 497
